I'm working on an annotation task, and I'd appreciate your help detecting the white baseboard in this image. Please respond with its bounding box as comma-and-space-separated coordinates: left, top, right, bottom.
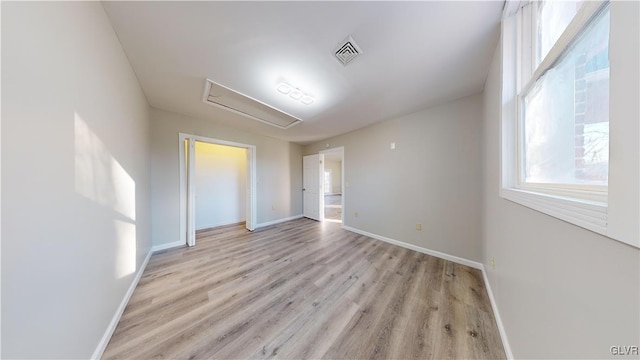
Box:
255, 214, 304, 229
480, 266, 514, 359
152, 240, 186, 252
341, 225, 512, 359
91, 249, 153, 359
342, 225, 483, 269
195, 219, 246, 231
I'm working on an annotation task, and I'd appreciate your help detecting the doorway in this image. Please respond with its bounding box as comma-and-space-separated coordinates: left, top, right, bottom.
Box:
194, 142, 246, 230
179, 133, 257, 247
320, 147, 344, 224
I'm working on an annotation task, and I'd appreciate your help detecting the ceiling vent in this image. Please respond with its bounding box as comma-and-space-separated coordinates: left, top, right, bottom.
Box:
334, 36, 363, 66
202, 79, 302, 129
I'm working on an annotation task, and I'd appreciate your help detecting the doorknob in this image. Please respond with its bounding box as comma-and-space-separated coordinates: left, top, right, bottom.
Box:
302, 188, 306, 191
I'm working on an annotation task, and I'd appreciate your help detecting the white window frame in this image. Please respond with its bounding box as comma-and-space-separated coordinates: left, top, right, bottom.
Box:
500, 0, 639, 248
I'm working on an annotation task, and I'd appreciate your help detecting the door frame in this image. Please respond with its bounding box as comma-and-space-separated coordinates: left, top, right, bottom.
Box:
179, 133, 257, 246
320, 146, 345, 224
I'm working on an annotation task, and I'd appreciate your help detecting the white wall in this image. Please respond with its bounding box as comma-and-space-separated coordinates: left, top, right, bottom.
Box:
305, 94, 483, 262
195, 142, 247, 230
150, 108, 303, 247
324, 160, 342, 194
1, 2, 151, 358
481, 2, 640, 357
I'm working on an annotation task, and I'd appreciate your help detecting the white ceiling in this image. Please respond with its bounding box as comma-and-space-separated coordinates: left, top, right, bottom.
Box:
102, 1, 503, 145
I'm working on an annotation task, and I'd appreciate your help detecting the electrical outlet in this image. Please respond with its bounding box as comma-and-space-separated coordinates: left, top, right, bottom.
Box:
415, 223, 422, 231
272, 204, 275, 210
354, 212, 359, 218
490, 256, 496, 270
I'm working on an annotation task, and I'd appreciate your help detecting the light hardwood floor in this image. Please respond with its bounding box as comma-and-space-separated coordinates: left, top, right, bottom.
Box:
103, 219, 505, 359
324, 195, 342, 222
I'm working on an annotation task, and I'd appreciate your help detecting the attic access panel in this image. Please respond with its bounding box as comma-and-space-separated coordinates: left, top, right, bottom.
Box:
202, 79, 303, 129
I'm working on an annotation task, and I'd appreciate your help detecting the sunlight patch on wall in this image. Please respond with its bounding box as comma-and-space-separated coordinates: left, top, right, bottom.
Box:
74, 113, 136, 221
114, 219, 137, 279
74, 112, 138, 279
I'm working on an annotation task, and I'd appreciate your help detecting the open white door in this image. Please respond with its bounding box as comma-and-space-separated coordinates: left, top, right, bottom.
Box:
303, 154, 324, 221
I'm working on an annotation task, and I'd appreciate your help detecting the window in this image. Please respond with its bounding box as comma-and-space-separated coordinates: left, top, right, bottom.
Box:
520, 5, 610, 201
324, 170, 332, 195
535, 1, 584, 65
500, 0, 640, 248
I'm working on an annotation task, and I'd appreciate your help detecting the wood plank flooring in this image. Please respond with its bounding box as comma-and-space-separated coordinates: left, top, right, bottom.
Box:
324, 195, 342, 222
102, 219, 505, 359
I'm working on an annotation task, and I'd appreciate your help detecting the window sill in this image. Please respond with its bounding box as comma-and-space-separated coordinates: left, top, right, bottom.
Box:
500, 187, 608, 236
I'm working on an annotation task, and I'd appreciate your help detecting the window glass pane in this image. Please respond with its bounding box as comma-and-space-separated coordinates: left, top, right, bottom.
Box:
324, 171, 331, 194
537, 0, 584, 65
523, 8, 609, 186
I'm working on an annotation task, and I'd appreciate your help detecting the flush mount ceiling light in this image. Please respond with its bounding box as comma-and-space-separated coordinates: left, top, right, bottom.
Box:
276, 82, 314, 105
289, 88, 303, 100
300, 96, 314, 105
276, 82, 292, 94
